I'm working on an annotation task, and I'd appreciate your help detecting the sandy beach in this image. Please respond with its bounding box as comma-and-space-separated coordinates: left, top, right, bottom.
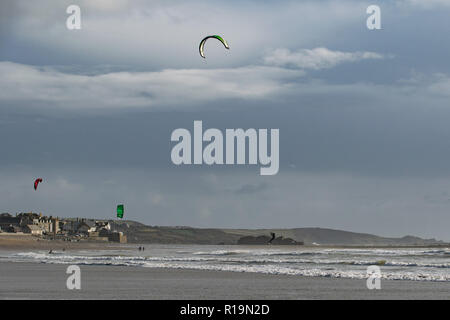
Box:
0, 261, 448, 299
0, 234, 127, 251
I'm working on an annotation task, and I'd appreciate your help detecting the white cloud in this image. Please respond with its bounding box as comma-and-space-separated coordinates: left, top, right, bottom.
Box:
0, 61, 302, 110
1, 60, 450, 112
427, 75, 450, 96
398, 72, 450, 97
2, 0, 365, 69
264, 47, 385, 70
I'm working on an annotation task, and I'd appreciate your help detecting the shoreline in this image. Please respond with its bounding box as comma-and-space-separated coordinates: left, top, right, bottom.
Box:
1, 234, 448, 250
0, 261, 449, 299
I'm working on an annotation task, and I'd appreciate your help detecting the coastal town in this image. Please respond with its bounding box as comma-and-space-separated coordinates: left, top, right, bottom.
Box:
0, 212, 127, 243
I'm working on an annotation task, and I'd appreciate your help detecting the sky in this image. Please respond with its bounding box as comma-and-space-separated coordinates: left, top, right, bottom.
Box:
1, 0, 450, 241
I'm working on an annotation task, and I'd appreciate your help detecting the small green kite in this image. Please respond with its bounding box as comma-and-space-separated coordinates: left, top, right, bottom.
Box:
117, 204, 124, 219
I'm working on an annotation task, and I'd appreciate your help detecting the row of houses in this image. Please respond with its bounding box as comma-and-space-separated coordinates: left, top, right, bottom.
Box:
0, 212, 56, 235
0, 212, 126, 243
61, 218, 110, 234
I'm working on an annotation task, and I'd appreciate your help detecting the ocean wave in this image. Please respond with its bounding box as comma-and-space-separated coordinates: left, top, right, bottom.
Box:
193, 250, 321, 257
2, 250, 449, 282
320, 248, 450, 256
191, 248, 450, 258
193, 250, 250, 256
6, 252, 450, 268
8, 256, 448, 282
138, 262, 450, 282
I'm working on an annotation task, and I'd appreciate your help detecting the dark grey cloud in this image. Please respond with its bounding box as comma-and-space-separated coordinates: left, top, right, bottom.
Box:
1, 0, 450, 241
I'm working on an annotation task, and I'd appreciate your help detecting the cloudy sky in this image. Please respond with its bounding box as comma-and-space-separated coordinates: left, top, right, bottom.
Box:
1, 0, 450, 241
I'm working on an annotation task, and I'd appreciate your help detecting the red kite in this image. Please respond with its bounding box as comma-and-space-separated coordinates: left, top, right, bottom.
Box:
34, 178, 43, 190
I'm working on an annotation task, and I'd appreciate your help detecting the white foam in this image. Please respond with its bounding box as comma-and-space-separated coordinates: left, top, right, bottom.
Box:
1, 246, 448, 282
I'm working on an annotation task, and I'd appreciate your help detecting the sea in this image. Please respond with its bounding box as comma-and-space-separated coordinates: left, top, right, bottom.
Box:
0, 245, 448, 282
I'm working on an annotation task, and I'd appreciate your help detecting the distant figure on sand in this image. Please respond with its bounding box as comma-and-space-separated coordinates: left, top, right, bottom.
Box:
48, 249, 53, 254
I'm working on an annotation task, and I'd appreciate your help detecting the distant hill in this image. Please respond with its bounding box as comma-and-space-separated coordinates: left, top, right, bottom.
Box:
107, 220, 443, 246
224, 228, 442, 246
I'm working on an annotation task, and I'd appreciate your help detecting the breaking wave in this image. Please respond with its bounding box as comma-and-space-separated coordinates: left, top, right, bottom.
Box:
1, 246, 449, 282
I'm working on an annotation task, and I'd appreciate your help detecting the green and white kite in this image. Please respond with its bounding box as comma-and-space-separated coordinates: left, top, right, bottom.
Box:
199, 35, 230, 58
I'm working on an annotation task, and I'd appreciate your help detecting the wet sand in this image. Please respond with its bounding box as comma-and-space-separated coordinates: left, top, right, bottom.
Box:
0, 262, 448, 299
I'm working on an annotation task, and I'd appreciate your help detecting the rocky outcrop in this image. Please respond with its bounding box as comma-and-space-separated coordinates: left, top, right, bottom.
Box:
237, 235, 304, 245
